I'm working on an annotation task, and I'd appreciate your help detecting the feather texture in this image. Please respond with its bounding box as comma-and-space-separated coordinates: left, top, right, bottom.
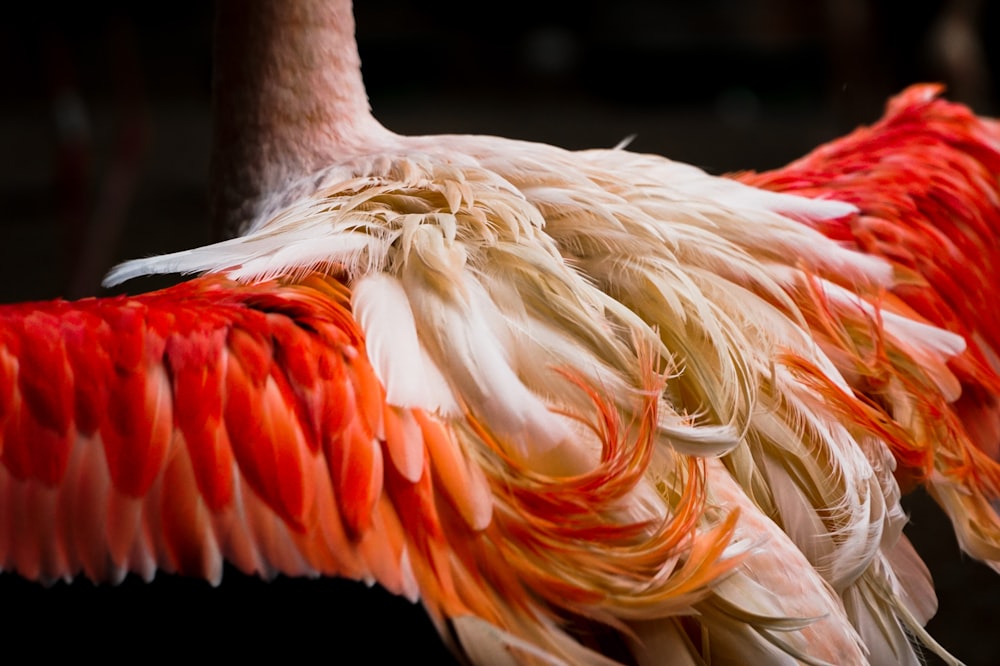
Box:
4, 0, 998, 657
96, 115, 950, 661
739, 83, 1000, 572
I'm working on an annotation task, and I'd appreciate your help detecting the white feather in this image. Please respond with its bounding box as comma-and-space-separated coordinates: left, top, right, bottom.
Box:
403, 269, 575, 469
819, 279, 967, 358
352, 273, 459, 416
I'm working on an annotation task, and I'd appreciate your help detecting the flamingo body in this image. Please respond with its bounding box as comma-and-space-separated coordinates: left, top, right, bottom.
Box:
2, 2, 1000, 663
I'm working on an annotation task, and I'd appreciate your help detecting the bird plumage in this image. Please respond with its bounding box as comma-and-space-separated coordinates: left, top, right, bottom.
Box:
2, 2, 999, 664
738, 83, 1000, 571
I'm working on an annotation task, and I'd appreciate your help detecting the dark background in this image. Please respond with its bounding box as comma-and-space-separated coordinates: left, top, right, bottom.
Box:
0, 1, 998, 663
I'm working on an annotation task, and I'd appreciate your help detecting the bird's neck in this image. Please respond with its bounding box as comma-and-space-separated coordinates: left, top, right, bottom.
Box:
209, 0, 387, 238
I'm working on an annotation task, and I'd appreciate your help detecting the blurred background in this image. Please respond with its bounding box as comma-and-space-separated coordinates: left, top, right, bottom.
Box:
0, 1, 997, 663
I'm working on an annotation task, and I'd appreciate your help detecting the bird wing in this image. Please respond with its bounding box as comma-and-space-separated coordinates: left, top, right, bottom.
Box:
0, 274, 460, 595
736, 83, 1000, 570
0, 271, 755, 665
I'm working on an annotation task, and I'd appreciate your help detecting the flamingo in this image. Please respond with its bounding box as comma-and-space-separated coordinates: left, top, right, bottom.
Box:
2, 1, 1000, 663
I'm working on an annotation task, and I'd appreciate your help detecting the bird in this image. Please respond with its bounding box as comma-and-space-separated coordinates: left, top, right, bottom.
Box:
2, 1, 999, 664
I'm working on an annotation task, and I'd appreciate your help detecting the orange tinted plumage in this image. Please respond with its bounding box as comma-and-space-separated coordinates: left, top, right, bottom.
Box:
738, 83, 1000, 570
6, 2, 1000, 662
0, 272, 739, 663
